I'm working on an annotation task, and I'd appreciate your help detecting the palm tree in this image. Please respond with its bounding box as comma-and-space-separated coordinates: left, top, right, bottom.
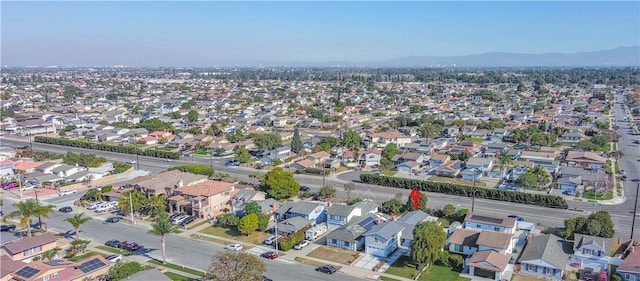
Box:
149, 212, 176, 264
422, 123, 435, 141
497, 149, 513, 179
145, 195, 167, 217
3, 199, 55, 237
41, 247, 61, 260
64, 213, 92, 240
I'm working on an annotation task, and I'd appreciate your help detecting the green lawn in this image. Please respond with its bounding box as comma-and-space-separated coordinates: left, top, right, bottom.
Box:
597, 144, 612, 152
194, 150, 210, 156
583, 190, 614, 201
187, 219, 212, 230
381, 169, 396, 176
68, 251, 102, 262
379, 277, 401, 281
163, 272, 199, 281
148, 260, 204, 277
95, 246, 132, 256
385, 256, 468, 281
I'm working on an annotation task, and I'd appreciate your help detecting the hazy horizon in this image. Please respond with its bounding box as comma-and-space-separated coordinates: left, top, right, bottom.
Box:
2, 1, 639, 67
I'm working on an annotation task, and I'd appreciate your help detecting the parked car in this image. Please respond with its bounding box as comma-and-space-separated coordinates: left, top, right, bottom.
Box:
507, 215, 525, 222
118, 241, 140, 251
261, 251, 279, 259
59, 190, 77, 196
58, 206, 73, 213
294, 240, 309, 250
563, 190, 576, 196
262, 276, 273, 281
263, 235, 277, 245
225, 244, 243, 251
621, 169, 625, 175
2, 182, 18, 190
300, 186, 311, 192
170, 212, 185, 220
1, 224, 16, 232
622, 175, 627, 181
163, 158, 173, 162
180, 216, 196, 226
87, 202, 105, 210
105, 240, 121, 248
105, 254, 123, 263
172, 215, 190, 225
127, 160, 137, 164
315, 265, 337, 274
105, 217, 120, 223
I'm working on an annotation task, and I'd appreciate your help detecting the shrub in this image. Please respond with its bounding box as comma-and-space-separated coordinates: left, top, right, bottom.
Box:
278, 225, 312, 251
101, 185, 113, 193
216, 214, 240, 227
359, 174, 568, 209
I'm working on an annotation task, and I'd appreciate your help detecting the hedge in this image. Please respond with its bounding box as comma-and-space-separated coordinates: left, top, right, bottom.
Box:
278, 225, 312, 251
360, 174, 568, 209
34, 136, 179, 159
304, 167, 330, 175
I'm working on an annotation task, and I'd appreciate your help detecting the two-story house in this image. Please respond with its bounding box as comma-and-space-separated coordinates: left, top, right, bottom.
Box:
466, 250, 512, 281
358, 149, 382, 167
326, 201, 378, 230
168, 180, 236, 219
1, 233, 58, 262
363, 221, 404, 257
429, 154, 451, 169
566, 151, 607, 170
518, 234, 570, 281
464, 213, 517, 234
325, 215, 382, 251
571, 234, 612, 271
466, 157, 494, 176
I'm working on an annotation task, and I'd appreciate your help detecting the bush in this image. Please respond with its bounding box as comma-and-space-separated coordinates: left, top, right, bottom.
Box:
32, 256, 41, 261
34, 136, 180, 159
278, 225, 312, 251
101, 185, 113, 193
168, 165, 215, 177
216, 214, 240, 227
109, 261, 145, 280
360, 174, 568, 209
305, 167, 330, 175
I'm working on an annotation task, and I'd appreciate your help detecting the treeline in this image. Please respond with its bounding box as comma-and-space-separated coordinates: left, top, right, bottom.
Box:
360, 174, 568, 209
34, 136, 180, 159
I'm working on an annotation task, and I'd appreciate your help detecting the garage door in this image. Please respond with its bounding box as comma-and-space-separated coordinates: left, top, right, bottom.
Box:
367, 246, 386, 257
475, 268, 495, 279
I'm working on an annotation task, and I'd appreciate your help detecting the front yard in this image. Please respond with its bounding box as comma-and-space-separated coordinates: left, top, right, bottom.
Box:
307, 246, 360, 265
384, 256, 469, 281
198, 225, 271, 246
428, 176, 487, 187
583, 190, 614, 201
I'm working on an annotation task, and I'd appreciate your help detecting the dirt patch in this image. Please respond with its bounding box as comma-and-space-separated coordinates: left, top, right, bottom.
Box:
511, 272, 557, 281
307, 245, 360, 265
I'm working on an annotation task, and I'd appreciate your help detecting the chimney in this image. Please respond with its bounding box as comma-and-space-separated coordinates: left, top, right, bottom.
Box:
177, 180, 184, 188
527, 235, 532, 243
376, 219, 380, 225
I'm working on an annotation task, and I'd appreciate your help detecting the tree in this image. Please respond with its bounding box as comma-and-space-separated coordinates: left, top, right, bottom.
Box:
204, 250, 266, 281
291, 128, 303, 155
238, 213, 259, 236
342, 130, 361, 150
63, 213, 92, 240
234, 146, 252, 163
344, 182, 356, 200
516, 171, 538, 190
380, 199, 404, 216
252, 132, 282, 151
442, 204, 456, 217
145, 195, 167, 217
591, 134, 608, 147
382, 143, 397, 160
422, 123, 435, 140
317, 185, 337, 200
149, 212, 176, 264
41, 247, 61, 260
497, 149, 513, 178
186, 110, 199, 122
118, 191, 145, 216
82, 189, 103, 202
70, 239, 90, 253
109, 261, 145, 280
405, 193, 428, 212
453, 119, 465, 129
4, 199, 55, 237
243, 201, 262, 217
411, 221, 446, 267
216, 214, 240, 227
260, 167, 300, 200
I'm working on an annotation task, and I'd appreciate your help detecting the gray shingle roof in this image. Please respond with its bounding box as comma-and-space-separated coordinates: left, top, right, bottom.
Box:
327, 204, 356, 217
519, 234, 569, 269
364, 221, 404, 240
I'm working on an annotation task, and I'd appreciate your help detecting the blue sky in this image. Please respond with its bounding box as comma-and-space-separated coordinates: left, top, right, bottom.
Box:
2, 1, 639, 66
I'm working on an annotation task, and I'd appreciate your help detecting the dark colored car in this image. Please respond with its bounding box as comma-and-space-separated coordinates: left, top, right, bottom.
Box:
315, 265, 337, 274
262, 276, 273, 281
58, 206, 73, 213
261, 251, 279, 259
301, 186, 311, 192
180, 216, 195, 226
622, 175, 627, 181
119, 241, 140, 251
170, 212, 185, 220
1, 224, 16, 232
507, 215, 525, 222
105, 240, 121, 248
105, 217, 120, 223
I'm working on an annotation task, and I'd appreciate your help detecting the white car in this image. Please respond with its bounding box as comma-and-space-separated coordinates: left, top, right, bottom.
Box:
127, 160, 137, 164
163, 159, 173, 162
294, 240, 310, 250
105, 254, 123, 263
59, 190, 77, 196
225, 244, 243, 251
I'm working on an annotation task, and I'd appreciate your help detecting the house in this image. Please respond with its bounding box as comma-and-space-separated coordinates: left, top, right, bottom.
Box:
392, 152, 428, 165
1, 233, 58, 262
230, 188, 267, 216
397, 161, 422, 175
518, 234, 570, 280
276, 216, 313, 236
325, 215, 381, 251
395, 210, 440, 255
467, 250, 512, 281
326, 201, 378, 230
464, 213, 517, 234
167, 180, 236, 219
50, 164, 84, 178
305, 151, 331, 164
572, 234, 612, 271
447, 228, 480, 256
275, 201, 327, 225
1, 255, 111, 281
461, 168, 483, 181
127, 268, 173, 281
566, 151, 607, 169
466, 157, 494, 176
358, 149, 382, 167
447, 228, 516, 256
434, 160, 463, 177
429, 154, 451, 169
363, 221, 404, 257
133, 170, 209, 198
290, 159, 315, 171
617, 246, 640, 281
369, 130, 412, 148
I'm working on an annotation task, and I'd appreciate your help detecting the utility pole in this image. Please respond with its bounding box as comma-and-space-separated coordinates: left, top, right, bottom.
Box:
631, 183, 639, 240
472, 176, 477, 213
35, 189, 42, 228
130, 192, 136, 225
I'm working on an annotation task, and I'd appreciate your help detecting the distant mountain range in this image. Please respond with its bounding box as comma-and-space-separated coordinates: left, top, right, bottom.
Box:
238, 46, 640, 67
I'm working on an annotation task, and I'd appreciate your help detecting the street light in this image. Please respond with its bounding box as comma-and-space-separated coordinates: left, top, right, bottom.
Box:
472, 176, 477, 213
130, 191, 136, 225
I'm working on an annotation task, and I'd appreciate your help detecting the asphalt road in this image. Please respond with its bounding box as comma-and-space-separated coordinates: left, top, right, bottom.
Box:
0, 193, 365, 281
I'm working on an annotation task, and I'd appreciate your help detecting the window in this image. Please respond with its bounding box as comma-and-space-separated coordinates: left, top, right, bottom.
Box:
454, 244, 462, 252
24, 246, 42, 255
374, 238, 379, 244
494, 227, 500, 231
44, 276, 50, 281
52, 272, 58, 278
